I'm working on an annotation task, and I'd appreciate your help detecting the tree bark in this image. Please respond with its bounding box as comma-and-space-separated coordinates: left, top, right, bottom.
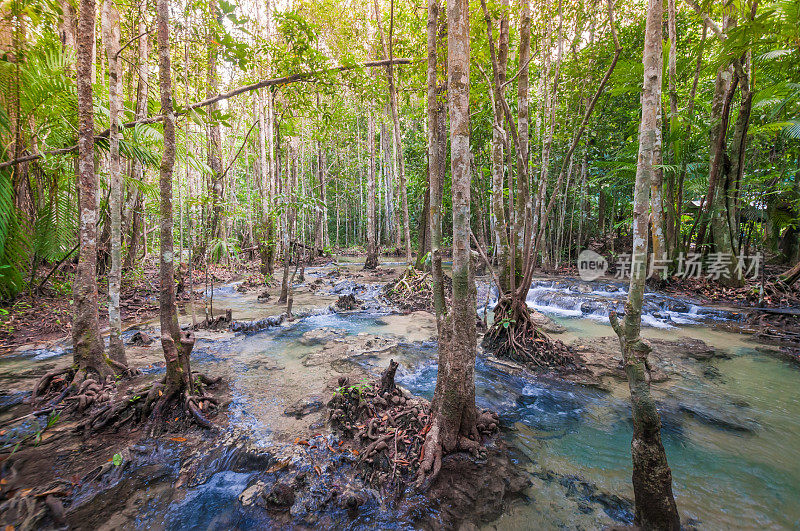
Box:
418, 0, 479, 486
73, 0, 110, 379
664, 0, 679, 255
156, 0, 195, 396
124, 9, 149, 271
373, 0, 412, 264
364, 112, 379, 269
485, 0, 510, 292
427, 0, 446, 320
279, 140, 297, 304
610, 0, 680, 527
101, 0, 128, 369
206, 0, 224, 248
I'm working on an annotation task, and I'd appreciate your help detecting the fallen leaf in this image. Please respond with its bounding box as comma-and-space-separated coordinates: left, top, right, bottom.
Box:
5, 524, 15, 531
326, 444, 336, 453
351, 449, 359, 456
170, 437, 187, 442
313, 465, 321, 476
295, 439, 309, 446
265, 461, 289, 473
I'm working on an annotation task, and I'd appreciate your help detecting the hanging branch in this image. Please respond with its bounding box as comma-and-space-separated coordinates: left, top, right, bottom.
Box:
0, 57, 412, 170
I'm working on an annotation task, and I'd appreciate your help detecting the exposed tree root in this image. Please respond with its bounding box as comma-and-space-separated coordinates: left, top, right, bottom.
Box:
383, 268, 452, 312
328, 361, 498, 494
26, 363, 223, 439
483, 295, 578, 369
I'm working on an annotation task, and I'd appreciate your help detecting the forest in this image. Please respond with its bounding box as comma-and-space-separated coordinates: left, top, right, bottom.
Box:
0, 0, 798, 528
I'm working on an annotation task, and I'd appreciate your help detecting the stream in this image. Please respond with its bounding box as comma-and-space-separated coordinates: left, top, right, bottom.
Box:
1, 260, 798, 529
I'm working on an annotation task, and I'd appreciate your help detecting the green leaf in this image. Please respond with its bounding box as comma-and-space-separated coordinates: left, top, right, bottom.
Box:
112, 453, 123, 466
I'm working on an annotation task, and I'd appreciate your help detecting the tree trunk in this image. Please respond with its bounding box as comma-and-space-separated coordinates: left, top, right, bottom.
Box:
373, 0, 412, 264
487, 0, 510, 292
279, 140, 297, 304
609, 0, 680, 527
677, 26, 706, 251
124, 10, 149, 271
515, 0, 531, 283
101, 0, 128, 370
427, 0, 446, 319
664, 0, 678, 256
156, 0, 195, 397
365, 112, 379, 269
73, 0, 110, 379
650, 106, 666, 265
418, 0, 479, 486
314, 140, 325, 259
206, 0, 224, 249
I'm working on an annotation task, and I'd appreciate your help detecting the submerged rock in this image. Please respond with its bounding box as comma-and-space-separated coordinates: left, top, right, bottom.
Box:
257, 290, 271, 303
283, 397, 323, 419
677, 402, 759, 433
128, 330, 154, 346
571, 335, 721, 385
299, 328, 347, 346
530, 310, 566, 334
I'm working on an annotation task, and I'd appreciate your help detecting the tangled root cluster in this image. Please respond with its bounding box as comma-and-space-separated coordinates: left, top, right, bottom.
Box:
327, 361, 498, 491
382, 269, 451, 312
30, 366, 222, 435
483, 296, 578, 369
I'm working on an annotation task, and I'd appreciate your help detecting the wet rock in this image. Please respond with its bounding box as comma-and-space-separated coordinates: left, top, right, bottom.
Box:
284, 397, 324, 419
580, 301, 604, 315
264, 482, 295, 510
678, 402, 759, 433
230, 314, 286, 333
299, 327, 347, 346
236, 285, 248, 293
331, 279, 364, 296
239, 481, 268, 507
257, 290, 271, 302
338, 488, 365, 513
128, 331, 154, 346
646, 337, 719, 361
485, 356, 526, 375
571, 283, 593, 294
530, 310, 566, 334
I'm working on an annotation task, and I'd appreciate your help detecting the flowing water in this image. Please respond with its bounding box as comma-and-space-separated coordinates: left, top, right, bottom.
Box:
1, 263, 798, 529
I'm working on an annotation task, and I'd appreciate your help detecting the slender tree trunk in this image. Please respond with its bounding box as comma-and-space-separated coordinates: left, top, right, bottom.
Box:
664, 0, 678, 256
609, 0, 680, 527
314, 140, 325, 259
486, 0, 510, 292
206, 0, 224, 248
279, 140, 297, 304
373, 0, 412, 264
677, 26, 706, 251
515, 0, 531, 284
365, 112, 379, 269
418, 0, 480, 486
650, 107, 666, 264
427, 0, 446, 318
124, 10, 148, 271
101, 0, 128, 370
156, 0, 195, 397
73, 0, 110, 379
